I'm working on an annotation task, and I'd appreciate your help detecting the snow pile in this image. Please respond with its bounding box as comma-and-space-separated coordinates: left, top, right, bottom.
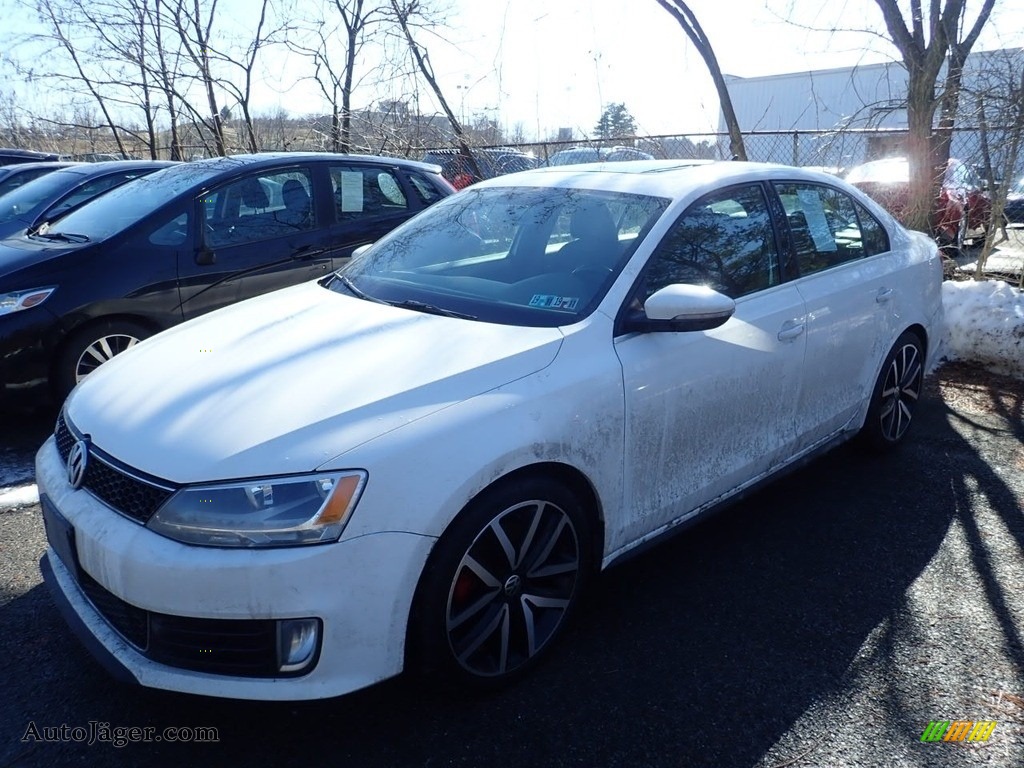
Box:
941, 279, 1024, 379
0, 484, 39, 510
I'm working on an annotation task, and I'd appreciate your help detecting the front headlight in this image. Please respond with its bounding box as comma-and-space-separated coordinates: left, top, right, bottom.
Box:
148, 471, 367, 547
0, 286, 57, 316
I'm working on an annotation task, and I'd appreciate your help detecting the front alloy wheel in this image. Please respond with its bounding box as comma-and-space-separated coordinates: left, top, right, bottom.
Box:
410, 477, 592, 686
74, 333, 141, 382
55, 319, 152, 400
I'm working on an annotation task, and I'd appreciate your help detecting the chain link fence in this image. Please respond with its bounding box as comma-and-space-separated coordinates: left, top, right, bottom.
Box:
4, 121, 1021, 185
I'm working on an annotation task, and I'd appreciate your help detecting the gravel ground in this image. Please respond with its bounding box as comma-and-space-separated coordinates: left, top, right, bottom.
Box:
756, 364, 1024, 768
0, 363, 1021, 768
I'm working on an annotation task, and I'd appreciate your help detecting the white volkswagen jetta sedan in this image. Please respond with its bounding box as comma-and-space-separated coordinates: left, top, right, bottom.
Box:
37, 161, 942, 700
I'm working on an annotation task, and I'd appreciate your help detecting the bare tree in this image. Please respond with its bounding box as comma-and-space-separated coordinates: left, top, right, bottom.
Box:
30, 0, 130, 156
287, 0, 389, 152
968, 50, 1024, 282
872, 0, 995, 234
654, 0, 747, 160
388, 0, 481, 179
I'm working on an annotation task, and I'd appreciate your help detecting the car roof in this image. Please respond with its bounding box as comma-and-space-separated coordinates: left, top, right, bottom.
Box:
474, 159, 853, 198
0, 161, 79, 173
52, 159, 177, 177
189, 152, 443, 174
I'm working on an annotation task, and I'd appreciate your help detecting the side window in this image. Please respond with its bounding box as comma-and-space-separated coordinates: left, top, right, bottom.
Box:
774, 183, 869, 276
406, 172, 444, 205
148, 211, 189, 246
203, 167, 314, 248
853, 200, 889, 256
330, 166, 409, 220
640, 184, 779, 301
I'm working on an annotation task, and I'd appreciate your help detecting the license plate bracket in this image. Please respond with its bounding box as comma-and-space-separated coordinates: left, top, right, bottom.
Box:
41, 495, 80, 579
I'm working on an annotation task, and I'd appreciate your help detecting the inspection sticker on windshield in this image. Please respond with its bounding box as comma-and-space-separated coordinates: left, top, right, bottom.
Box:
529, 294, 580, 310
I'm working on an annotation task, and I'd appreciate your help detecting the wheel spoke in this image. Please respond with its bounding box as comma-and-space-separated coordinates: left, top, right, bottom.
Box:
454, 603, 508, 667
525, 516, 569, 577
513, 503, 544, 570
447, 585, 501, 631
489, 519, 518, 570
462, 554, 502, 589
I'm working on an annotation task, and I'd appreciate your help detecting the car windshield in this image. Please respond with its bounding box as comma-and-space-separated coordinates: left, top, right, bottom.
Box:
332, 185, 669, 327
45, 163, 221, 241
0, 168, 85, 224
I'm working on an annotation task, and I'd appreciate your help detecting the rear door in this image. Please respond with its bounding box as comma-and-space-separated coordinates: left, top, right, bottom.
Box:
177, 164, 331, 320
771, 181, 898, 450
322, 163, 428, 269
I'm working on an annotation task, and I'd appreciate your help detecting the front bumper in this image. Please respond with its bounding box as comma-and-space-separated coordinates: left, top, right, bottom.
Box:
36, 437, 435, 700
0, 305, 62, 400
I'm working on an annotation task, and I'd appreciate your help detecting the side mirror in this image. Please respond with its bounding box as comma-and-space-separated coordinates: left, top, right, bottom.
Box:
624, 284, 736, 333
195, 248, 216, 266
351, 243, 373, 260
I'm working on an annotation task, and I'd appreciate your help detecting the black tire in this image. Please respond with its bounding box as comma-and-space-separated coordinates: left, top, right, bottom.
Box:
860, 330, 925, 451
54, 319, 152, 401
407, 475, 593, 688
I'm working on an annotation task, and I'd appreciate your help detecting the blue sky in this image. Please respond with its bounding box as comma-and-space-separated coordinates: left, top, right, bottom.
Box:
2, 0, 1022, 139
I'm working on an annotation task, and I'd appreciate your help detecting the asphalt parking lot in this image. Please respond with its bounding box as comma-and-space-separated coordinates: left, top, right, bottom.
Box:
1, 362, 1022, 768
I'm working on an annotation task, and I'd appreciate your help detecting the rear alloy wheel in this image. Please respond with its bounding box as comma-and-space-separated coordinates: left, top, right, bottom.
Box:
861, 331, 925, 450
55, 320, 152, 400
410, 476, 592, 687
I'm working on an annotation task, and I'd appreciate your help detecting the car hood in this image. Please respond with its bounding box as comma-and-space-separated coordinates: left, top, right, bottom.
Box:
66, 280, 564, 483
0, 236, 80, 279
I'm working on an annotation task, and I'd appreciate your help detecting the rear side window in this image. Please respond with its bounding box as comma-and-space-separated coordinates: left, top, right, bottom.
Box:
640, 183, 780, 301
773, 183, 880, 275
406, 172, 445, 205
853, 200, 889, 256
330, 166, 409, 219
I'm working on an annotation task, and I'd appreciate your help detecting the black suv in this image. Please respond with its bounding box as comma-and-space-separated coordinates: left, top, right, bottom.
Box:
0, 148, 63, 166
0, 153, 453, 402
421, 147, 539, 189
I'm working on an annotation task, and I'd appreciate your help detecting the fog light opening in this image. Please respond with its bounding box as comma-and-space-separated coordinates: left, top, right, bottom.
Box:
277, 618, 321, 674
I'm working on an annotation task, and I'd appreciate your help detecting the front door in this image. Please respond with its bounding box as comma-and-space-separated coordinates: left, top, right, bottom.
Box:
612, 183, 807, 550
178, 165, 331, 320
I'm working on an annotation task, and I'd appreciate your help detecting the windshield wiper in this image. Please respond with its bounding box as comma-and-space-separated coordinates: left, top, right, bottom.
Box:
30, 231, 90, 243
335, 275, 390, 305
391, 300, 477, 320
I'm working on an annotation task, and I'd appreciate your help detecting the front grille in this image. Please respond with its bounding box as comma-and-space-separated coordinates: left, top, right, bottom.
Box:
78, 570, 149, 648
55, 412, 176, 524
77, 569, 301, 678
149, 615, 282, 677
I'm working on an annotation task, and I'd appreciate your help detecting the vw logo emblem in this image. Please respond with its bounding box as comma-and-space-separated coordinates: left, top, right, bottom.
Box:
66, 440, 89, 490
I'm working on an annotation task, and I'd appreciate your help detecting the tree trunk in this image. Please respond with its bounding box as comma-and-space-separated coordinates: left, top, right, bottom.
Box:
654, 0, 746, 160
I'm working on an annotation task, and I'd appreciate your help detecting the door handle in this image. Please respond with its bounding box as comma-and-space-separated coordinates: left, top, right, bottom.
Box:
292, 245, 327, 260
777, 322, 805, 342
876, 287, 894, 304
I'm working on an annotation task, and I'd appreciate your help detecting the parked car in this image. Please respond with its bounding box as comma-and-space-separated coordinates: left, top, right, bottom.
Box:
1004, 176, 1024, 225
0, 153, 453, 402
844, 156, 991, 249
0, 162, 75, 198
547, 145, 655, 166
0, 148, 63, 166
0, 160, 174, 240
37, 160, 942, 700
421, 147, 540, 189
